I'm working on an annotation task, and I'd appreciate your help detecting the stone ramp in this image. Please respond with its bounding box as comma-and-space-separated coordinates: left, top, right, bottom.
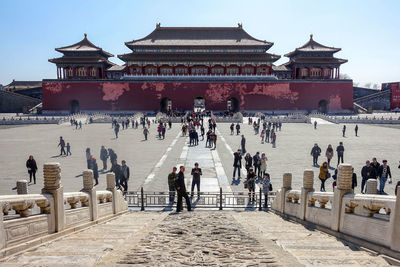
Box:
1, 211, 391, 266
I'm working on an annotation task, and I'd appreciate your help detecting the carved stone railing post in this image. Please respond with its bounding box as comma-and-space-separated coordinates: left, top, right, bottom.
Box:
41, 162, 64, 232
331, 163, 353, 231
300, 170, 314, 220
390, 186, 400, 251
366, 179, 377, 194
281, 173, 292, 214
82, 170, 97, 221
106, 173, 118, 214
0, 202, 5, 250
16, 180, 28, 195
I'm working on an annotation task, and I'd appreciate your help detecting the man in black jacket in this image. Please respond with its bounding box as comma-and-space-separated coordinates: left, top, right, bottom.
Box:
191, 163, 202, 198
111, 160, 122, 189
233, 149, 242, 180
176, 166, 191, 212
371, 157, 380, 179
336, 142, 344, 166
311, 143, 321, 166
361, 160, 376, 193
253, 152, 261, 178
377, 160, 392, 194
120, 160, 130, 193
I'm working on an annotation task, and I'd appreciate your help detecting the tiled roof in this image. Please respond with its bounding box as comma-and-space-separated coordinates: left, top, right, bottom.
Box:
55, 33, 113, 57
285, 34, 341, 57
119, 52, 280, 63
125, 25, 273, 48
48, 56, 115, 66
107, 65, 126, 71
272, 65, 290, 71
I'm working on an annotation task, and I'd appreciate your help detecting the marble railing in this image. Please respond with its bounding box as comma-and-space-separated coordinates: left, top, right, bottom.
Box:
0, 117, 60, 125
311, 112, 400, 124
271, 164, 400, 253
0, 165, 128, 258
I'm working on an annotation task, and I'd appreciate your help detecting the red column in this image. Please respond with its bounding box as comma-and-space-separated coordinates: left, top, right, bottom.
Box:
102, 67, 105, 79
293, 67, 296, 79
337, 67, 340, 79
57, 67, 59, 79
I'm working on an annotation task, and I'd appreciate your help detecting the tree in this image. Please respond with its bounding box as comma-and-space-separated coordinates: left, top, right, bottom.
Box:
339, 73, 351, 79
364, 82, 372, 88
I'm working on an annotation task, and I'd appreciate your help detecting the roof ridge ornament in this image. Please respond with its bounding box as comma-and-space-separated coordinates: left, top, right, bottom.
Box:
84, 33, 87, 38
310, 34, 313, 40
156, 23, 161, 29
238, 23, 242, 29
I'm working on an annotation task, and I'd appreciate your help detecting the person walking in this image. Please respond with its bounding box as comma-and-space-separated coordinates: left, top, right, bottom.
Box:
311, 143, 322, 166
260, 153, 268, 178
244, 153, 253, 174
212, 132, 217, 148
325, 144, 334, 168
66, 143, 72, 156
241, 135, 246, 155
342, 125, 346, 137
114, 123, 120, 138
352, 168, 357, 190
120, 160, 130, 193
260, 130, 265, 144
91, 157, 99, 186
26, 155, 38, 184
336, 142, 344, 165
361, 160, 376, 193
200, 125, 205, 141
371, 157, 380, 179
265, 128, 270, 143
271, 131, 277, 148
58, 136, 66, 156
190, 163, 202, 198
355, 125, 359, 137
233, 149, 242, 180
108, 149, 117, 171
253, 152, 261, 178
314, 120, 317, 130
377, 160, 391, 194
318, 162, 329, 192
85, 148, 92, 169
143, 127, 149, 140
230, 123, 234, 135
246, 168, 256, 202
111, 159, 122, 189
176, 166, 191, 212
100, 146, 108, 170
236, 123, 240, 135
261, 173, 271, 209
168, 167, 177, 203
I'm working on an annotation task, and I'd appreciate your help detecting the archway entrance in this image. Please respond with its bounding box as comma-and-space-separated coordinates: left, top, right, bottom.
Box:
227, 97, 240, 112
69, 100, 80, 114
194, 97, 205, 112
318, 99, 328, 113
160, 97, 172, 113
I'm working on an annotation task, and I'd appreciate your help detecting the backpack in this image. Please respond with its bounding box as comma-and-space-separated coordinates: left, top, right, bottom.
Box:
269, 183, 273, 191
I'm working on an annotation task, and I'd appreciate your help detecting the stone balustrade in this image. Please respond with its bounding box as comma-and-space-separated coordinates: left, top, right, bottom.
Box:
311, 112, 400, 124
271, 163, 400, 253
0, 163, 128, 258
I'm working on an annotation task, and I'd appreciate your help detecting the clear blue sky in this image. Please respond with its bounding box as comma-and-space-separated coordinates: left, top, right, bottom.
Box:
0, 0, 399, 87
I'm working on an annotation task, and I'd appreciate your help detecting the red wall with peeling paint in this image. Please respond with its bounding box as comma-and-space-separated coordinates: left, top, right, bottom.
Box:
42, 80, 353, 112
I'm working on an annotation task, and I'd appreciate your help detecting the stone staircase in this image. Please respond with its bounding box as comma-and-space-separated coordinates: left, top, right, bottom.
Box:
1, 210, 394, 266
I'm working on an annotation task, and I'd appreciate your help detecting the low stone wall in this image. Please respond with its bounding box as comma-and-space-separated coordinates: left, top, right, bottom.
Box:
0, 165, 128, 258
0, 117, 60, 125
271, 164, 400, 254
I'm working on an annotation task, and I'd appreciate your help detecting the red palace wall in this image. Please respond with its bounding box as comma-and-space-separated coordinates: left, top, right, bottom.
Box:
42, 80, 353, 112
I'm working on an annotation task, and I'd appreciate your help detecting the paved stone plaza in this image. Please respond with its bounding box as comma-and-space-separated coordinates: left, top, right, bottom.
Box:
0, 119, 399, 196
0, 211, 390, 266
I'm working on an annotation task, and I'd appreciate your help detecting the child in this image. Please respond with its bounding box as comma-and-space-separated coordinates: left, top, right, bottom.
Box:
66, 143, 72, 156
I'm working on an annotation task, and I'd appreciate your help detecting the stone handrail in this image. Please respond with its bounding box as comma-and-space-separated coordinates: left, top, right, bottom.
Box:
307, 191, 334, 209
271, 164, 400, 254
311, 112, 400, 124
0, 165, 128, 258
0, 194, 53, 217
